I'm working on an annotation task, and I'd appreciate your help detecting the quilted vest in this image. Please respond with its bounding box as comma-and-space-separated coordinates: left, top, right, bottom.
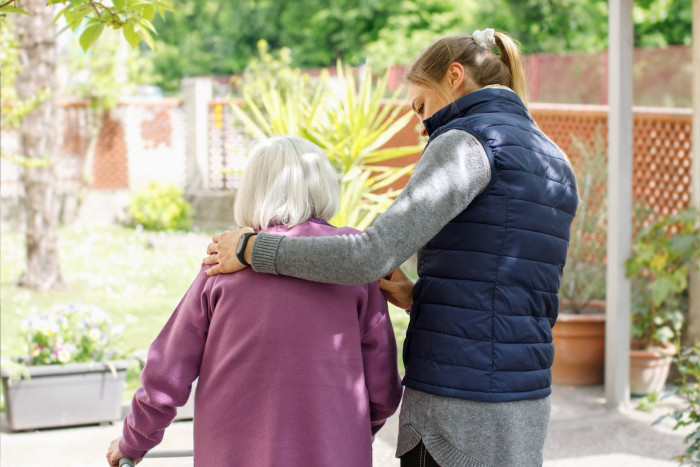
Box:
402, 87, 578, 402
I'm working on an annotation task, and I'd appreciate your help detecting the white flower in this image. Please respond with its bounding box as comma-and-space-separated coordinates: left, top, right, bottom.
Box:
472, 28, 496, 50
56, 348, 72, 363
88, 327, 102, 342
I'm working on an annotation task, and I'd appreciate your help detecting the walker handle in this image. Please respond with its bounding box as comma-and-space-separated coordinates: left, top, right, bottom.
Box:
119, 458, 135, 467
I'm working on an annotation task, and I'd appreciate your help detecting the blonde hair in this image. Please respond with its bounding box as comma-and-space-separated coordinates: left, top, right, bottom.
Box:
233, 136, 340, 229
406, 31, 528, 106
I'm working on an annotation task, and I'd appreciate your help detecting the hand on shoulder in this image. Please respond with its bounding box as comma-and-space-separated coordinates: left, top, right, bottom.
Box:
203, 227, 255, 275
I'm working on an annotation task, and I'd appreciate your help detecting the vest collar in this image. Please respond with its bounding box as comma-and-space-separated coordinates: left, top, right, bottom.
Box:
423, 87, 530, 137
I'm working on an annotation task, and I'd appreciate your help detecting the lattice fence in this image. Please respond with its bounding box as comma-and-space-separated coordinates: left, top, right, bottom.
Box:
532, 104, 693, 221
207, 99, 253, 191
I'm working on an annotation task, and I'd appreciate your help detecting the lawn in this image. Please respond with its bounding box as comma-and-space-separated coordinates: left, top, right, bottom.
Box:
1, 226, 410, 400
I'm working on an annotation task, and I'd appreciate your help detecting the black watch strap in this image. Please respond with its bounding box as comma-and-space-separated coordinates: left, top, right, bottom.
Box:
235, 232, 256, 267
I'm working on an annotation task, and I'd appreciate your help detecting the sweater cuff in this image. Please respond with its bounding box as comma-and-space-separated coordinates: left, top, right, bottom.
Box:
119, 437, 147, 461
251, 232, 283, 274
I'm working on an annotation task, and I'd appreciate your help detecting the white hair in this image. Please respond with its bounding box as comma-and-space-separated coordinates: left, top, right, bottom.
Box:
233, 135, 340, 229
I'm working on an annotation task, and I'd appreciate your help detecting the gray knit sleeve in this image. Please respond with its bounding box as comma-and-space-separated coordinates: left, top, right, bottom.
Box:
250, 129, 492, 285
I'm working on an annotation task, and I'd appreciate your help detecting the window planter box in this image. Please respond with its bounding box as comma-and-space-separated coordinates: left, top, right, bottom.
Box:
1, 360, 130, 431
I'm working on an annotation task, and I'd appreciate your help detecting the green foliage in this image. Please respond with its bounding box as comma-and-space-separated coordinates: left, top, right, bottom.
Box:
468, 0, 609, 54
655, 343, 700, 465
453, 0, 690, 54
1, 0, 173, 51
61, 29, 155, 110
230, 40, 303, 108
625, 207, 700, 348
146, 0, 401, 92
127, 182, 193, 231
559, 129, 607, 312
51, 0, 173, 52
317, 64, 419, 230
274, 0, 397, 67
633, 0, 693, 47
231, 50, 422, 231
364, 0, 473, 69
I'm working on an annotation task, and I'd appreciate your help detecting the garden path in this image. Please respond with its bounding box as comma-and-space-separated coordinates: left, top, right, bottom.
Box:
0, 384, 689, 466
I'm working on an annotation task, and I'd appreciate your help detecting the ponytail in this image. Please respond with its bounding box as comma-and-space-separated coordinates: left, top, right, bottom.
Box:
494, 32, 528, 106
407, 31, 530, 107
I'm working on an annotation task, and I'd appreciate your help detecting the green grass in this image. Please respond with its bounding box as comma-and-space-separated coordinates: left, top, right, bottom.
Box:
1, 226, 411, 399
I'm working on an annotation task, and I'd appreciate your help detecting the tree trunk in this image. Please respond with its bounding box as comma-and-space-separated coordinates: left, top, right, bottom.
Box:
14, 0, 65, 290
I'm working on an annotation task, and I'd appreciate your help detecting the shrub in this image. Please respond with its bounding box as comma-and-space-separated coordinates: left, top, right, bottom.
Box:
625, 207, 700, 348
127, 182, 193, 231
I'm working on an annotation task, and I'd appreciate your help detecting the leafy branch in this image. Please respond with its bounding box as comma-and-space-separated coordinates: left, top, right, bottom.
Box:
1, 0, 173, 51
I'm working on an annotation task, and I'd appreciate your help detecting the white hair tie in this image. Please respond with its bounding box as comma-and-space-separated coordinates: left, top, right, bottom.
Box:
472, 28, 496, 50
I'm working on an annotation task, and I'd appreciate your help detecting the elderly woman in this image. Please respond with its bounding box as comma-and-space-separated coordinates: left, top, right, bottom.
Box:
106, 136, 402, 467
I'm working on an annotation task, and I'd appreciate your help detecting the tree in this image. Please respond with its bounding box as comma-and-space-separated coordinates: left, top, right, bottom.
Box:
466, 0, 609, 54
147, 0, 402, 92
364, 0, 470, 70
1, 0, 171, 290
275, 0, 398, 67
147, 0, 282, 91
9, 0, 64, 290
469, 0, 691, 53
632, 0, 692, 47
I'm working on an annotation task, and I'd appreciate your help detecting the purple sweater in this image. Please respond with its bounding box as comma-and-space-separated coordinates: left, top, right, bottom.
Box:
119, 219, 403, 467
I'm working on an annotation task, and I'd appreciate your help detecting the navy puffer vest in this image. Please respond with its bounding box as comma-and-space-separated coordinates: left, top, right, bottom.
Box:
402, 88, 578, 402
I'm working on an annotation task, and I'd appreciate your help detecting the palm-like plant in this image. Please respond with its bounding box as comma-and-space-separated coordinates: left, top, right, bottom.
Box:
231, 59, 422, 230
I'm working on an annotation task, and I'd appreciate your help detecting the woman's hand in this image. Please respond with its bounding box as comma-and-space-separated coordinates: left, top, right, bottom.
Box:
106, 437, 140, 466
203, 227, 254, 275
379, 267, 415, 310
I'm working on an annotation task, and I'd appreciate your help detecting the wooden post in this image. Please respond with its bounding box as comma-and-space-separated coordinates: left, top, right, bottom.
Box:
687, 0, 700, 346
605, 0, 634, 410
183, 78, 213, 191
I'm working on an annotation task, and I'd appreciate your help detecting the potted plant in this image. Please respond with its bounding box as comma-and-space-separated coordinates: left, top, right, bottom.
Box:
625, 207, 700, 396
552, 130, 607, 385
0, 303, 130, 431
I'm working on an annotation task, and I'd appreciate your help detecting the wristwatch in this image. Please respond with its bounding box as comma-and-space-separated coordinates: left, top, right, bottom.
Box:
235, 232, 256, 267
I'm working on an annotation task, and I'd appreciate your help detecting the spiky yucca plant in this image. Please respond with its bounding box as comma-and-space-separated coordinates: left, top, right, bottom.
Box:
231, 59, 422, 230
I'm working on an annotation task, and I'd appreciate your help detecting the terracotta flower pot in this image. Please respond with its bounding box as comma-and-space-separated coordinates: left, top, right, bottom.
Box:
629, 340, 677, 396
552, 302, 606, 386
